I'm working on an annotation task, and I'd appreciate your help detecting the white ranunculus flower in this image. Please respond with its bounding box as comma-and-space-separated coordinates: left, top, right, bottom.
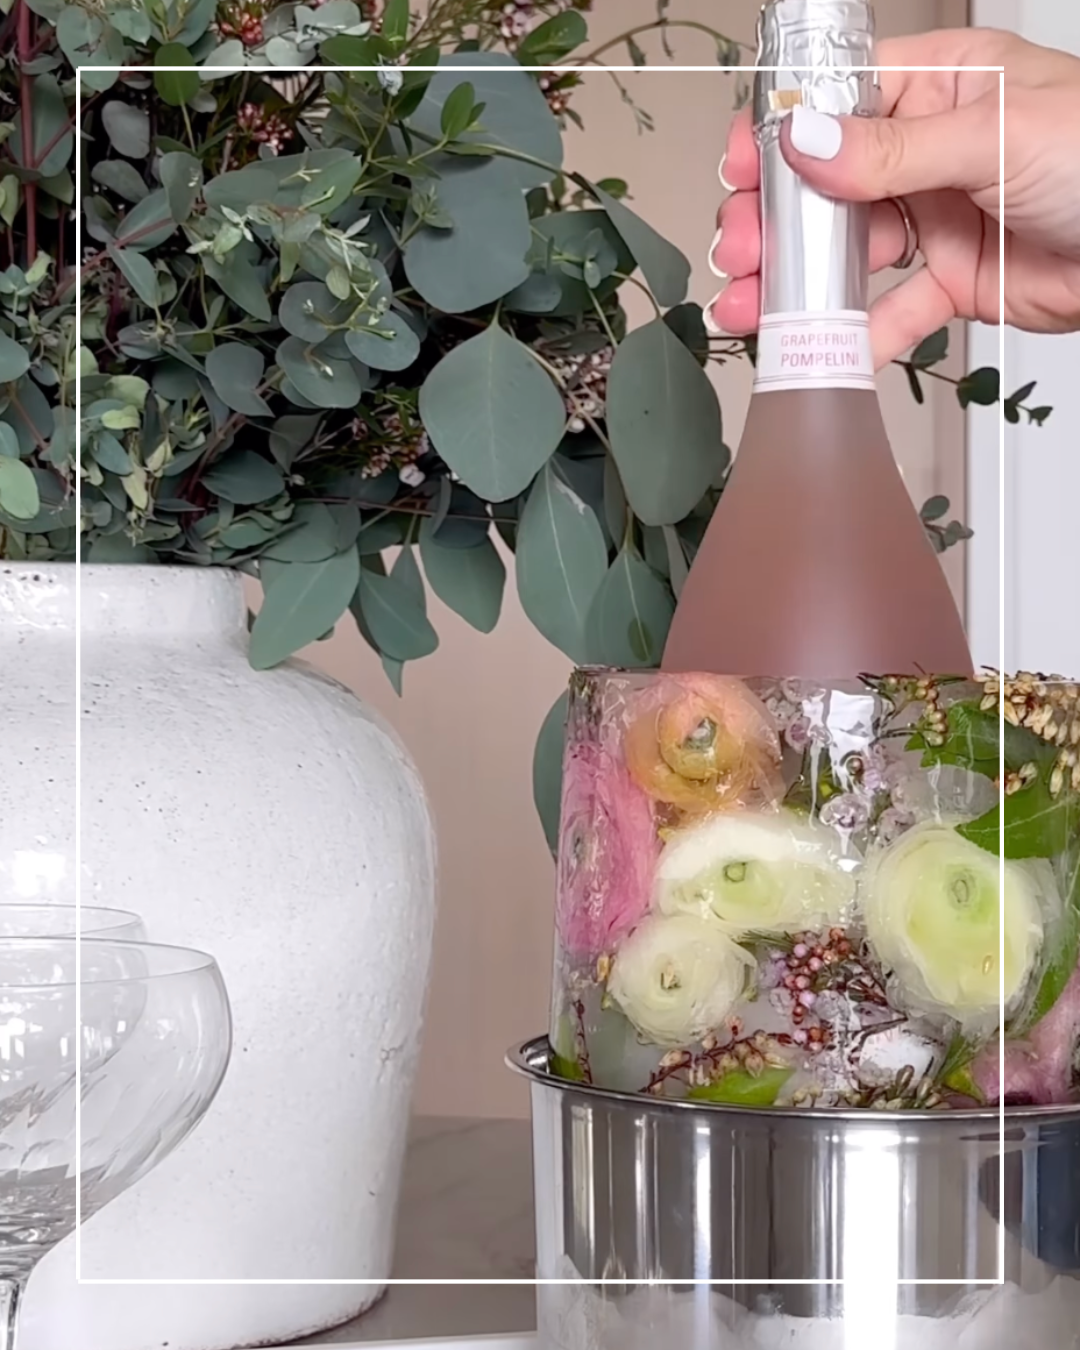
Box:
654, 810, 856, 935
607, 914, 753, 1047
862, 820, 1056, 1028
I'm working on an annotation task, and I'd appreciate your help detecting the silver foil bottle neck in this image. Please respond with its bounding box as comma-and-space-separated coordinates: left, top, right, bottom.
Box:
754, 0, 881, 317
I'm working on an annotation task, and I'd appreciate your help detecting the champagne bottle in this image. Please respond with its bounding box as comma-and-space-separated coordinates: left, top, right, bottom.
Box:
662, 0, 972, 679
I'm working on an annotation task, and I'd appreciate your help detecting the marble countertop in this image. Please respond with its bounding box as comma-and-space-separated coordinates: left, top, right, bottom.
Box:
289, 1117, 538, 1345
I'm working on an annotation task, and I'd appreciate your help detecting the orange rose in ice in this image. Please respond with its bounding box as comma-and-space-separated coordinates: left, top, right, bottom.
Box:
624, 674, 783, 816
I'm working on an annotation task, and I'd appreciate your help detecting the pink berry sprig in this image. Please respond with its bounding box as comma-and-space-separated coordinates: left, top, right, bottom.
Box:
236, 103, 294, 153
781, 928, 853, 1033
216, 0, 266, 47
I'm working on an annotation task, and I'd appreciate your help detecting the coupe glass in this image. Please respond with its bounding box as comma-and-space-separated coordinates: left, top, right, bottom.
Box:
0, 904, 145, 939
0, 938, 232, 1349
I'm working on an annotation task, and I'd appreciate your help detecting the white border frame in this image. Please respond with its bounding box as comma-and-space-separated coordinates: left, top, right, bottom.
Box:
74, 60, 1007, 1290
967, 0, 1080, 672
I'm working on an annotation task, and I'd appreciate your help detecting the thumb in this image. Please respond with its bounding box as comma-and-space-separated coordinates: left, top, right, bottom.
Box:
781, 101, 1000, 201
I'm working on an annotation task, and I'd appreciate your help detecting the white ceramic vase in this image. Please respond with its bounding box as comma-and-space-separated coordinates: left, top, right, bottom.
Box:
0, 563, 437, 1349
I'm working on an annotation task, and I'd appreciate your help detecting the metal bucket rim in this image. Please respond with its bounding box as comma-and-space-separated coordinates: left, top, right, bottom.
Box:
507, 1036, 1080, 1125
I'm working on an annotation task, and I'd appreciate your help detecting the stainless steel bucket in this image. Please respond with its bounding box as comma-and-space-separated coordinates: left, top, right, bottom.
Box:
509, 1036, 1080, 1348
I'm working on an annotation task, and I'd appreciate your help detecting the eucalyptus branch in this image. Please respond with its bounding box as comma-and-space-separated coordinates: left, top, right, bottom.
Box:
612, 270, 662, 319
587, 288, 619, 348
312, 494, 518, 527
569, 19, 753, 68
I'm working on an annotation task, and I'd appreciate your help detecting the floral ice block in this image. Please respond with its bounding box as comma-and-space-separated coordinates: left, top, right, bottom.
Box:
550, 670, 1080, 1110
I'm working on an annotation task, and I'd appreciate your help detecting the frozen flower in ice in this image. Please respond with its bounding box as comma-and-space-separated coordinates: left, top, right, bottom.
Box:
624, 674, 783, 817
862, 821, 1055, 1030
819, 793, 870, 834
655, 810, 855, 936
860, 744, 891, 793
784, 715, 813, 752
556, 740, 658, 960
607, 913, 754, 1046
972, 965, 1080, 1105
875, 806, 916, 845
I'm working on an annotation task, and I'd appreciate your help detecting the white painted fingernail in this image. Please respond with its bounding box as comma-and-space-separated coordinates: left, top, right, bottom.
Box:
718, 154, 734, 192
790, 105, 843, 160
703, 297, 724, 334
707, 228, 727, 279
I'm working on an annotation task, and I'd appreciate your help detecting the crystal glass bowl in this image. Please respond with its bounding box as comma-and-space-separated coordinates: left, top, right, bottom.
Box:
0, 937, 231, 1348
0, 903, 144, 939
549, 670, 1080, 1110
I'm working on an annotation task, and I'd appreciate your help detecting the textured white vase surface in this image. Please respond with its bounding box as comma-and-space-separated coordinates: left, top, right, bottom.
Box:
0, 563, 438, 1350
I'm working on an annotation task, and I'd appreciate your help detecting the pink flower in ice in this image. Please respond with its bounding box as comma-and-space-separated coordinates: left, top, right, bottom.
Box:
556, 739, 658, 961
972, 964, 1080, 1105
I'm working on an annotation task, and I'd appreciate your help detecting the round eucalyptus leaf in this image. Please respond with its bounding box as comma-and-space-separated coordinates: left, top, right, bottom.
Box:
255, 149, 363, 216
0, 457, 40, 520
12, 74, 72, 180
203, 167, 280, 215
250, 548, 361, 670
663, 302, 709, 365
159, 151, 203, 222
101, 101, 151, 159
276, 335, 364, 409
586, 546, 675, 668
0, 423, 20, 459
278, 281, 352, 343
419, 525, 505, 634
173, 0, 217, 43
152, 360, 201, 401
504, 272, 562, 315
356, 567, 439, 662
203, 253, 273, 323
81, 66, 121, 96
108, 245, 159, 308
269, 413, 322, 469
262, 502, 340, 562
86, 534, 158, 563
533, 690, 570, 856
594, 185, 690, 309
203, 450, 285, 505
358, 514, 407, 554
343, 311, 421, 372
280, 378, 322, 411
154, 44, 199, 106
1, 377, 53, 455
113, 189, 177, 251
0, 332, 31, 383
91, 431, 134, 475
419, 323, 565, 502
205, 343, 272, 417
389, 540, 425, 606
91, 159, 148, 203
427, 484, 491, 549
606, 318, 723, 527
403, 156, 531, 314
516, 462, 607, 661
56, 6, 103, 64
329, 502, 362, 550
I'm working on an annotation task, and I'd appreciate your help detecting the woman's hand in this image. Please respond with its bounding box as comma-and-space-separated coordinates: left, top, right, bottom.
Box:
706, 29, 1080, 368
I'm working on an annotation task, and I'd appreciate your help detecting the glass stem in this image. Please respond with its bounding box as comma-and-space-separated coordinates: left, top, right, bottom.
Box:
0, 1279, 23, 1350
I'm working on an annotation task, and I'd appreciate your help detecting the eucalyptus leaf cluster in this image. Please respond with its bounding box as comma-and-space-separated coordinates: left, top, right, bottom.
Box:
0, 0, 1052, 841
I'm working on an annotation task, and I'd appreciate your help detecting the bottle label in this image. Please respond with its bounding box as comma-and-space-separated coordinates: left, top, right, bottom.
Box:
753, 310, 875, 393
